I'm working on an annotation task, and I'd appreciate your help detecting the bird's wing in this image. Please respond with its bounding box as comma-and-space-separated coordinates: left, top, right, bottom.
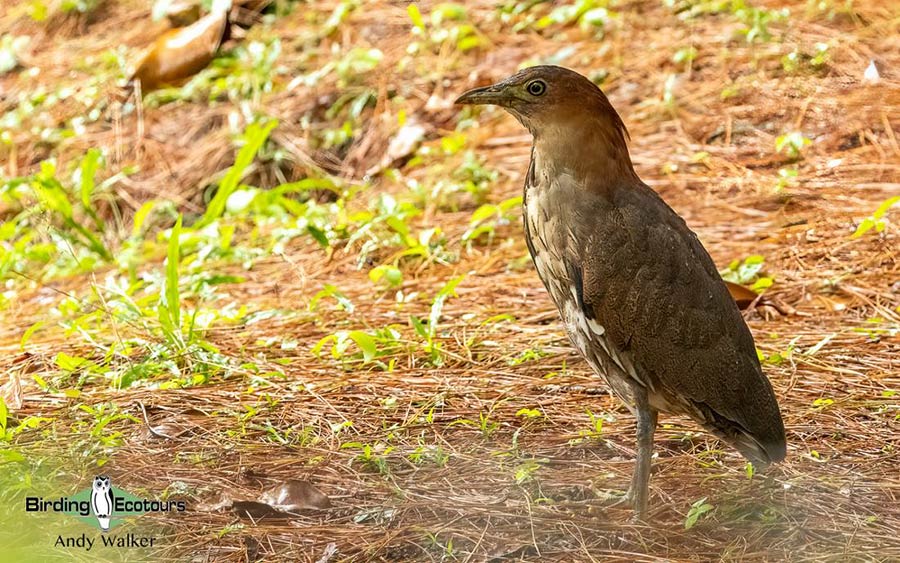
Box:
574, 183, 785, 463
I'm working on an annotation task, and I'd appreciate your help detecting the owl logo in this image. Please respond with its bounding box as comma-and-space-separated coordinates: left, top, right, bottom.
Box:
91, 475, 114, 532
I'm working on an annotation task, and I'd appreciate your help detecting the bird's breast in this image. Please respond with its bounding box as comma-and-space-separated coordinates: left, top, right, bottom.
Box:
523, 176, 570, 311
524, 175, 600, 352
523, 164, 643, 406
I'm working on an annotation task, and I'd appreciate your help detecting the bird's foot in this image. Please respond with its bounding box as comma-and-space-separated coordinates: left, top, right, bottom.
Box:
622, 486, 651, 522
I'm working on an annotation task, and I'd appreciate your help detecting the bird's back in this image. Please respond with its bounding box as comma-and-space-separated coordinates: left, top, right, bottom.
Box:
524, 161, 786, 466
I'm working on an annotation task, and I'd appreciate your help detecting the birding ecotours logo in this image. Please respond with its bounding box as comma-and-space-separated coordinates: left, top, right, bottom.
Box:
25, 476, 186, 534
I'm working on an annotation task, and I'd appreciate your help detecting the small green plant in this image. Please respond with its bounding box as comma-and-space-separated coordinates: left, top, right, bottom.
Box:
569, 409, 608, 444
312, 330, 378, 364
406, 143, 498, 212
423, 531, 455, 558
408, 3, 483, 54
781, 43, 829, 73
507, 347, 548, 366
720, 255, 773, 291
775, 131, 812, 160
409, 275, 465, 365
342, 442, 393, 474
734, 2, 788, 43
851, 196, 899, 239
514, 458, 543, 484
408, 441, 450, 466
812, 397, 834, 410
309, 284, 355, 313
757, 337, 797, 365
346, 194, 452, 267
667, 0, 788, 44
745, 461, 755, 479
536, 0, 613, 32
672, 46, 698, 68
312, 324, 404, 369
451, 403, 501, 439
462, 196, 522, 245
806, 0, 857, 21
0, 149, 130, 282
335, 48, 383, 83
60, 0, 101, 13
157, 216, 186, 355
76, 403, 141, 448
684, 497, 714, 529
516, 408, 543, 419
774, 167, 798, 193
368, 265, 403, 288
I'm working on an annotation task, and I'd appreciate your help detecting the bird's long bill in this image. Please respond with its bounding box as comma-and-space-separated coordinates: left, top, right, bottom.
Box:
454, 84, 508, 106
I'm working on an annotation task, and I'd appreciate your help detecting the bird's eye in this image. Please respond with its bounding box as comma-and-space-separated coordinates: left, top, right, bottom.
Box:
526, 80, 547, 96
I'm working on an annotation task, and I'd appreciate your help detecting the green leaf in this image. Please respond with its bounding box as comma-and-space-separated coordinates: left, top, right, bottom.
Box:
852, 196, 899, 239
159, 215, 183, 344
307, 225, 329, 247
200, 120, 278, 227
0, 449, 25, 463
309, 284, 354, 313
469, 204, 498, 225
408, 3, 425, 30
429, 275, 465, 327
851, 217, 876, 239
311, 334, 336, 357
410, 315, 429, 339
348, 331, 377, 363
0, 397, 7, 432
684, 498, 714, 530
132, 199, 161, 237
78, 148, 102, 210
436, 274, 465, 300
20, 321, 46, 351
369, 265, 403, 287
55, 352, 88, 371
31, 177, 72, 219
873, 196, 900, 219
751, 277, 773, 292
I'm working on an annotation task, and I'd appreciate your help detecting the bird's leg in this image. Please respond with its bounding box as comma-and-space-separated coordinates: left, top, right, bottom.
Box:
626, 384, 658, 521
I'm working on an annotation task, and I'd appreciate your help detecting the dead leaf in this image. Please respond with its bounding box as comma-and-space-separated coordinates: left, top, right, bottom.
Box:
386, 122, 426, 162
725, 280, 761, 310
366, 121, 428, 176
130, 8, 229, 92
725, 281, 791, 316
862, 60, 880, 85
259, 479, 331, 511
197, 479, 331, 521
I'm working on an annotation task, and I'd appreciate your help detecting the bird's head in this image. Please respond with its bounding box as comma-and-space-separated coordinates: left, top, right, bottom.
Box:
455, 65, 627, 139
455, 65, 634, 182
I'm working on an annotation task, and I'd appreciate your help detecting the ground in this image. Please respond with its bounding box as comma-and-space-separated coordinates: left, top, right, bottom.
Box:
1, 0, 898, 561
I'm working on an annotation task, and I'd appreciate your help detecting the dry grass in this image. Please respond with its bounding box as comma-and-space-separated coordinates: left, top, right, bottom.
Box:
1, 0, 899, 561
